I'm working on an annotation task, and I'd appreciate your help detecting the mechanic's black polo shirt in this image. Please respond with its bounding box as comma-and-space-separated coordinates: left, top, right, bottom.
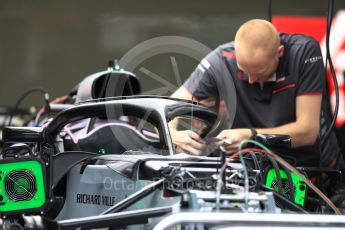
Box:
184, 33, 339, 167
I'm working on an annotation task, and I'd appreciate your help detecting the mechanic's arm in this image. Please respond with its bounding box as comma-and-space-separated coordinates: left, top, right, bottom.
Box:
217, 94, 322, 149
169, 86, 206, 155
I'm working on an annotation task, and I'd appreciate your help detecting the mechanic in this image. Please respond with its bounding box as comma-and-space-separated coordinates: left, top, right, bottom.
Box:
170, 19, 340, 167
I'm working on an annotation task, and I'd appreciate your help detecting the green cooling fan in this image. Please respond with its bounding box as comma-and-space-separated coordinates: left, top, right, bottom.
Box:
265, 168, 307, 207
0, 158, 46, 214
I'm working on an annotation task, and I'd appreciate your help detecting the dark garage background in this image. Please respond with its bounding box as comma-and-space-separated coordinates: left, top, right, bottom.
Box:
0, 0, 344, 107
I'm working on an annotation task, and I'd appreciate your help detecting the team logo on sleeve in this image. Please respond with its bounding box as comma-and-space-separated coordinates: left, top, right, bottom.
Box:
197, 58, 211, 72
304, 56, 322, 64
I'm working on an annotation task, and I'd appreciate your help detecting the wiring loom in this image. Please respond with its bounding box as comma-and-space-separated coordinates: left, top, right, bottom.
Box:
216, 139, 341, 215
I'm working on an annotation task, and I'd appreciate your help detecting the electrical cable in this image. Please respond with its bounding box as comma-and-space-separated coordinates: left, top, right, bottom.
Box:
264, 152, 295, 203
236, 147, 340, 214
265, 0, 338, 153
250, 149, 294, 203
268, 0, 272, 22
217, 140, 340, 214
8, 87, 50, 127
260, 185, 309, 214
249, 152, 259, 171
215, 174, 223, 212
282, 162, 296, 203
34, 95, 69, 126
322, 0, 338, 144
248, 151, 264, 189
216, 146, 226, 211
239, 154, 249, 212
266, 153, 283, 196
240, 140, 340, 214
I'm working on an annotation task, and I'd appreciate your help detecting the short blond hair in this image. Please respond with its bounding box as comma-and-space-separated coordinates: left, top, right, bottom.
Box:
235, 19, 280, 59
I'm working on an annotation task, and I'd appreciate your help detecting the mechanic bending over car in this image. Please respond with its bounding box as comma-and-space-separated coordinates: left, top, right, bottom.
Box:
170, 19, 342, 168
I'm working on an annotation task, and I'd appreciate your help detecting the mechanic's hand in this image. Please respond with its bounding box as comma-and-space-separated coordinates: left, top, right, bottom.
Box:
170, 130, 206, 155
216, 129, 251, 153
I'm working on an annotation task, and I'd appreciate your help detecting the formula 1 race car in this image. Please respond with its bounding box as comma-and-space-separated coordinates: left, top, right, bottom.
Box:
1, 64, 345, 230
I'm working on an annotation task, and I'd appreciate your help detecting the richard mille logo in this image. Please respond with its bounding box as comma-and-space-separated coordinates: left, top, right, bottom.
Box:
76, 193, 116, 206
